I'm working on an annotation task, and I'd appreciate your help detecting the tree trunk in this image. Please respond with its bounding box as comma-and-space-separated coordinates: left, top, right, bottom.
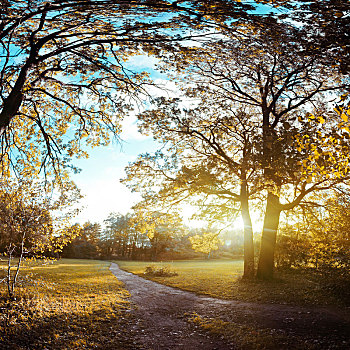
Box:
240, 181, 255, 278
120, 240, 126, 257
258, 113, 282, 279
131, 241, 137, 260
151, 238, 157, 261
257, 192, 281, 279
0, 59, 33, 135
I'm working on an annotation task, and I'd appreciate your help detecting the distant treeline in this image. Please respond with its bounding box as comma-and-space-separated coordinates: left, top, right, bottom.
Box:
61, 213, 244, 261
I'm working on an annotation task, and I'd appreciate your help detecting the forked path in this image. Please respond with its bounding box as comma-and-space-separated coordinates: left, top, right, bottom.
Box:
109, 263, 350, 350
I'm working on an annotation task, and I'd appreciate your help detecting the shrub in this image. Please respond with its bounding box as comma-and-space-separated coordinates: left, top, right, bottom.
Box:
144, 264, 178, 277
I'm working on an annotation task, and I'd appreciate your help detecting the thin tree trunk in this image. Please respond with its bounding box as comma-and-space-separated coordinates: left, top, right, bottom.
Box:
131, 241, 137, 260
151, 238, 158, 261
7, 248, 12, 299
257, 192, 281, 279
12, 233, 25, 295
240, 179, 254, 278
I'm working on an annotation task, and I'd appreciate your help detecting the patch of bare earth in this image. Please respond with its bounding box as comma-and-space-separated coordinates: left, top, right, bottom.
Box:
110, 263, 350, 350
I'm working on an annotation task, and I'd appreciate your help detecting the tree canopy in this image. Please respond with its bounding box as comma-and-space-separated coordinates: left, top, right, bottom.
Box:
1, 0, 349, 280
123, 20, 350, 278
0, 0, 262, 180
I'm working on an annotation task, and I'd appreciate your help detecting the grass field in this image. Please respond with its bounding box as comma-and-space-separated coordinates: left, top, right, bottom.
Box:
0, 258, 347, 350
0, 259, 132, 350
116, 259, 345, 306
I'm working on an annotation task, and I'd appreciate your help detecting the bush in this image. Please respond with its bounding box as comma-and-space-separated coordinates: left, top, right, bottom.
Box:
144, 264, 178, 277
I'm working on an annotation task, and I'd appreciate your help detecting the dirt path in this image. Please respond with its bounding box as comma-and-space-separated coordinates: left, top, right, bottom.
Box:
110, 263, 350, 350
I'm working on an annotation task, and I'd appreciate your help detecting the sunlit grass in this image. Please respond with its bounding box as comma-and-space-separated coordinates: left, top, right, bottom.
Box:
116, 259, 344, 306
0, 259, 131, 349
116, 259, 245, 299
120, 259, 243, 299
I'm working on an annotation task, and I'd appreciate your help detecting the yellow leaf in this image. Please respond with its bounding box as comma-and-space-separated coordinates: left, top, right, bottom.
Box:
318, 116, 325, 124
341, 113, 348, 122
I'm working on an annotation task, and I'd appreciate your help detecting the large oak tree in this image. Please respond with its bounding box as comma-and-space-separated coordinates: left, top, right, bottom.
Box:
0, 0, 259, 180
123, 92, 259, 278
124, 22, 349, 279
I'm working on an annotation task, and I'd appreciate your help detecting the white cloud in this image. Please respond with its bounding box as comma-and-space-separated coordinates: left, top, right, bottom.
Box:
74, 176, 141, 224
125, 55, 160, 69
119, 78, 180, 142
120, 113, 148, 141
69, 75, 184, 225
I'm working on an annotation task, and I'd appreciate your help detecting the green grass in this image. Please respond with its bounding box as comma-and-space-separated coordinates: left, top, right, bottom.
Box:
0, 259, 132, 350
116, 259, 345, 306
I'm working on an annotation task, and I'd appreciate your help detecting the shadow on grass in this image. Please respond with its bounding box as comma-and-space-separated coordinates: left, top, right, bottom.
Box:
0, 300, 136, 350
235, 268, 350, 307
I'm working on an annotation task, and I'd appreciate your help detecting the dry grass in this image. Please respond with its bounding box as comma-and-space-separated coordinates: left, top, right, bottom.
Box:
1, 259, 346, 349
0, 259, 133, 350
116, 259, 345, 306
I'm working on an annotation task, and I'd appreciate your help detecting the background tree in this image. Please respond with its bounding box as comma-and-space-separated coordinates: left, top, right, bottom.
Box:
0, 178, 80, 299
131, 209, 185, 261
61, 210, 203, 261
313, 192, 350, 279
62, 222, 101, 259
274, 189, 350, 300
102, 213, 138, 259
189, 229, 223, 259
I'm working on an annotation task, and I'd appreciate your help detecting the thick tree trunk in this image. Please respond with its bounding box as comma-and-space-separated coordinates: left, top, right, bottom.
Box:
257, 192, 281, 279
240, 181, 254, 278
0, 60, 32, 135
